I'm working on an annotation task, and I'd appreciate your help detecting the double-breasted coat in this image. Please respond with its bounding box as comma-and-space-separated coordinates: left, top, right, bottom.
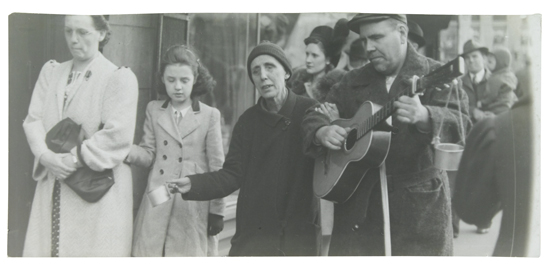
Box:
128, 99, 225, 256
22, 53, 138, 256
302, 45, 471, 256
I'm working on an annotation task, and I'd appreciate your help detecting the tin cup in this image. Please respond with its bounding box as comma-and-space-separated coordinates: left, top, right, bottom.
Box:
148, 184, 171, 207
434, 143, 464, 171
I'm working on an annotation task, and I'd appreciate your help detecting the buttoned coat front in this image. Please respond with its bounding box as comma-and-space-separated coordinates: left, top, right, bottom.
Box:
128, 100, 225, 256
22, 53, 138, 256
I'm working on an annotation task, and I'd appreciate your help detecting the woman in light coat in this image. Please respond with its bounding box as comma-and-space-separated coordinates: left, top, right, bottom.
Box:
22, 15, 138, 256
128, 45, 225, 257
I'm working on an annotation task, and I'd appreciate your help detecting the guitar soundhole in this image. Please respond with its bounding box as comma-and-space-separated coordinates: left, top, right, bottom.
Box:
344, 128, 358, 151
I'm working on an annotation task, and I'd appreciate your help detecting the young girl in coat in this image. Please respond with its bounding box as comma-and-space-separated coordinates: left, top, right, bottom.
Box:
127, 45, 226, 256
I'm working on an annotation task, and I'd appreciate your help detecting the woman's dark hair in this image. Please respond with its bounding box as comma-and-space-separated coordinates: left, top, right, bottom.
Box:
304, 18, 349, 67
90, 15, 111, 49
157, 44, 216, 99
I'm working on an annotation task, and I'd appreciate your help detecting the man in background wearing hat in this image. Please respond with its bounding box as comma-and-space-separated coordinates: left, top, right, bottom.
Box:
407, 20, 426, 53
302, 13, 470, 256
461, 39, 492, 124
344, 38, 369, 71
168, 42, 321, 256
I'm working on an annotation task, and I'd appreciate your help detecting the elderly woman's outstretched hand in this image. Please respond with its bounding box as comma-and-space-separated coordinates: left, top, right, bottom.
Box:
167, 177, 192, 194
39, 150, 77, 180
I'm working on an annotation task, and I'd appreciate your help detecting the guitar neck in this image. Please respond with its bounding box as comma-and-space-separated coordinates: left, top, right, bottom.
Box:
354, 56, 464, 141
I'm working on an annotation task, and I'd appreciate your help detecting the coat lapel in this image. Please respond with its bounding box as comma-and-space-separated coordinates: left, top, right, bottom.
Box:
178, 109, 199, 140
157, 102, 183, 143
63, 54, 103, 111
55, 63, 71, 119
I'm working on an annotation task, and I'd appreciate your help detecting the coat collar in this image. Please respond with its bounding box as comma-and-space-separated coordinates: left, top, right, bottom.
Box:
161, 97, 201, 113
255, 88, 297, 127
158, 100, 200, 142
462, 67, 491, 92
56, 53, 108, 118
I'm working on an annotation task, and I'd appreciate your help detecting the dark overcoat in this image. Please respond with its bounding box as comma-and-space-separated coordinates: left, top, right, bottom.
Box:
461, 68, 491, 122
302, 45, 471, 256
454, 97, 536, 256
183, 90, 321, 256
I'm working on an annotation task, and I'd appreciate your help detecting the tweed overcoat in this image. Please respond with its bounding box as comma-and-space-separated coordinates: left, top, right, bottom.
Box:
22, 53, 138, 256
129, 99, 225, 256
302, 45, 471, 256
182, 90, 321, 256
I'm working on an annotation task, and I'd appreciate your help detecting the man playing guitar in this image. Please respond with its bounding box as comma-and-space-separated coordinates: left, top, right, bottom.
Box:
302, 14, 470, 256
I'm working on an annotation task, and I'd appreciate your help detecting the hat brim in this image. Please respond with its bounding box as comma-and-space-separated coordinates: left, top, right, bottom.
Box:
460, 47, 489, 57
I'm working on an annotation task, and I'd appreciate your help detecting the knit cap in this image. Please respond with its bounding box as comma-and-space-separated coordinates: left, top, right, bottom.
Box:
491, 47, 512, 72
247, 41, 292, 82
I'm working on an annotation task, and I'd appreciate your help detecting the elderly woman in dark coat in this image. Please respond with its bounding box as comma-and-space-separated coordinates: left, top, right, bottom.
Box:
168, 42, 321, 256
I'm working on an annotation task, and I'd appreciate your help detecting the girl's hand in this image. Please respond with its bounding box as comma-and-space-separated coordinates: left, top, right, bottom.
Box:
166, 177, 192, 194
315, 102, 340, 121
39, 151, 77, 180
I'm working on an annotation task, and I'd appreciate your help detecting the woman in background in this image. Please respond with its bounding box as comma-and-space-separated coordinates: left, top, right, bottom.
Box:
288, 18, 349, 103
288, 18, 349, 256
23, 15, 138, 256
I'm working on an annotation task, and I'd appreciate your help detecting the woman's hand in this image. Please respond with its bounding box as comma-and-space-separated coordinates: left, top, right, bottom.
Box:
315, 102, 340, 121
166, 177, 192, 194
39, 151, 77, 180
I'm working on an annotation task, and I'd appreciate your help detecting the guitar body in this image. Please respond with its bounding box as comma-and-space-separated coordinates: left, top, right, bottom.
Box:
313, 101, 391, 203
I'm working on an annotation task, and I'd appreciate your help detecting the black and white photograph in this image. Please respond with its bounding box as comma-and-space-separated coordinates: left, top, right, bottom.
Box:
3, 0, 545, 263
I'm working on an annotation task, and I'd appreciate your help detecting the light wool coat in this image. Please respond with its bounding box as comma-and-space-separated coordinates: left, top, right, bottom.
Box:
22, 53, 138, 256
129, 100, 225, 257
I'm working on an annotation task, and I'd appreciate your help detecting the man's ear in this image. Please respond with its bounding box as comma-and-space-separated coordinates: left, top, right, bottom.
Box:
398, 25, 408, 44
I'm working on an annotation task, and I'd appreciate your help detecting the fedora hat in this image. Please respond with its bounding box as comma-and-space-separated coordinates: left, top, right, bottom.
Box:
461, 39, 489, 57
407, 20, 425, 48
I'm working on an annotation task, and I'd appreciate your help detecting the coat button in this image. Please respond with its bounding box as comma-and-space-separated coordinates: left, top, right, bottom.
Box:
160, 169, 164, 175
179, 143, 182, 148
352, 224, 359, 231
163, 155, 167, 160
164, 140, 168, 146
285, 120, 291, 125
179, 157, 182, 162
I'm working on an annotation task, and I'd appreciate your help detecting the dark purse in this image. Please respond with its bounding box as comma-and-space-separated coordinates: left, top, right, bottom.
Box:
45, 117, 114, 203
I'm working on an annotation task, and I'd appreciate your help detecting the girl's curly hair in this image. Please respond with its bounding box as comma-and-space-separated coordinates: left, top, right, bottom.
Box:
157, 44, 216, 99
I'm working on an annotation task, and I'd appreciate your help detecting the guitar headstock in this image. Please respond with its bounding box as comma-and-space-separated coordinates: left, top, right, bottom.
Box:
412, 57, 465, 95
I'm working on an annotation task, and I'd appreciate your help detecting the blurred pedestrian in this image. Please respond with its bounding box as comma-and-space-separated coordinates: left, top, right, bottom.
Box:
407, 20, 425, 51
454, 93, 535, 256
344, 38, 369, 71
483, 47, 518, 114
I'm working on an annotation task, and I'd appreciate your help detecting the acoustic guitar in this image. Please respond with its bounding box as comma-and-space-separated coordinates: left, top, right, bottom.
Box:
313, 57, 465, 203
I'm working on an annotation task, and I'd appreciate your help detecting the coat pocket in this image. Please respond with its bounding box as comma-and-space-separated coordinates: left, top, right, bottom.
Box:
406, 177, 443, 193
